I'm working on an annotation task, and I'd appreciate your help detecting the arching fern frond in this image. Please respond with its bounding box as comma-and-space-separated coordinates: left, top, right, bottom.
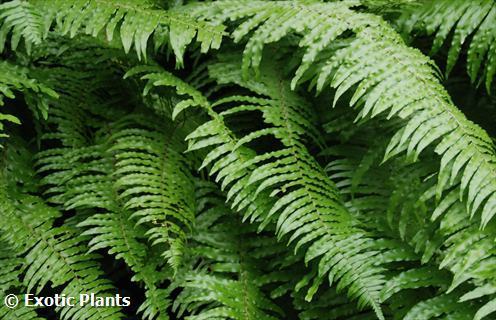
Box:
9, 0, 226, 64
37, 116, 177, 320
2, 1, 496, 319
403, 291, 476, 320
1, 141, 122, 320
173, 181, 286, 320
0, 191, 125, 320
35, 111, 189, 319
124, 64, 210, 112
0, 0, 44, 53
137, 57, 406, 319
321, 117, 496, 319
29, 53, 179, 319
399, 0, 496, 92
186, 0, 496, 231
80, 211, 173, 320
429, 197, 496, 320
110, 114, 196, 270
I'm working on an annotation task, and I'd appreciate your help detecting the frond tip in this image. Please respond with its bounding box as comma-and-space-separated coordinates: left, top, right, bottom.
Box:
400, 0, 496, 92
0, 0, 44, 53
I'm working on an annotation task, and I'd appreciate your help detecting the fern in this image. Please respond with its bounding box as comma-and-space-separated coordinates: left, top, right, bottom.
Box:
0, 0, 225, 64
22, 42, 178, 319
0, 0, 44, 53
34, 80, 189, 319
172, 181, 287, 320
293, 287, 378, 320
321, 111, 496, 318
399, 0, 496, 92
1, 1, 496, 319
0, 239, 46, 320
186, 0, 496, 230
0, 143, 124, 320
110, 114, 195, 269
136, 57, 419, 318
0, 192, 125, 320
0, 60, 57, 143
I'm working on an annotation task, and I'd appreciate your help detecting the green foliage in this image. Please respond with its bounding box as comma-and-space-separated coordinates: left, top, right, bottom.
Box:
0, 241, 45, 320
1, 0, 496, 319
168, 56, 400, 319
399, 0, 496, 92
1, 0, 225, 64
0, 60, 57, 142
172, 181, 288, 320
0, 0, 44, 53
0, 143, 124, 320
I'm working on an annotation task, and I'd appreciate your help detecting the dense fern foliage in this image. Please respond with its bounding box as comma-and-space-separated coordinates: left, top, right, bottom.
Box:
1, 0, 496, 319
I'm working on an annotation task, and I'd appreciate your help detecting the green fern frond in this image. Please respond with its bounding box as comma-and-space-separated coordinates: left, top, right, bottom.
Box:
78, 212, 148, 269
400, 0, 496, 92
380, 267, 451, 302
461, 287, 496, 320
433, 199, 496, 318
0, 240, 22, 293
29, 53, 182, 319
20, 0, 226, 64
80, 212, 174, 320
0, 60, 57, 143
124, 64, 210, 112
33, 46, 196, 272
110, 115, 196, 270
36, 149, 171, 319
81, 206, 173, 320
35, 114, 186, 319
293, 287, 376, 320
186, 0, 496, 230
321, 119, 496, 319
138, 286, 173, 320
0, 304, 47, 320
177, 274, 279, 320
136, 63, 388, 316
0, 142, 121, 320
141, 58, 390, 318
0, 239, 41, 320
0, 296, 46, 320
320, 131, 463, 317
360, 0, 420, 14
0, 0, 44, 53
403, 291, 476, 320
0, 187, 124, 320
1, 1, 496, 319
173, 181, 285, 320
